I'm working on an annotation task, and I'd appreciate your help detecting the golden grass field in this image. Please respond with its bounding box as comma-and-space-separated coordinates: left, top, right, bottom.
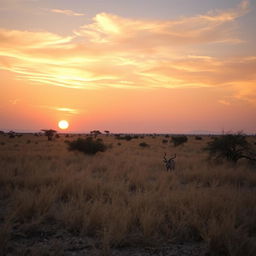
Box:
0, 133, 256, 256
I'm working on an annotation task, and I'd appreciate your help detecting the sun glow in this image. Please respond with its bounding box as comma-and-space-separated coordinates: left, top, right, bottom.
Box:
58, 120, 69, 130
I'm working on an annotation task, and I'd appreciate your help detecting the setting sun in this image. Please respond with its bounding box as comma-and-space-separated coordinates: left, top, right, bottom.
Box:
58, 120, 69, 130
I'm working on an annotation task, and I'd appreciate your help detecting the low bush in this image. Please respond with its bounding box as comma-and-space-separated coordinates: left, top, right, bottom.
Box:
139, 142, 150, 148
172, 135, 188, 146
115, 135, 133, 141
67, 137, 107, 155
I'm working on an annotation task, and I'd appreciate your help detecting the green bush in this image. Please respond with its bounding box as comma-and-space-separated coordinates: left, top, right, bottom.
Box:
171, 135, 188, 146
67, 137, 107, 155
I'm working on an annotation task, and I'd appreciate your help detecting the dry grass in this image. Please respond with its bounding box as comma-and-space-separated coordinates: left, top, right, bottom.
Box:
0, 134, 256, 255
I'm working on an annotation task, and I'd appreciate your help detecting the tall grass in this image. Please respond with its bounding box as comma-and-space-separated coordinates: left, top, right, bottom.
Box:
0, 134, 255, 255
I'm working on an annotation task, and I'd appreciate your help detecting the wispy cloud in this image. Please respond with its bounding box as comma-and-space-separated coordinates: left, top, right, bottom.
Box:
219, 100, 231, 106
51, 9, 85, 16
9, 99, 21, 105
0, 1, 255, 104
39, 106, 80, 114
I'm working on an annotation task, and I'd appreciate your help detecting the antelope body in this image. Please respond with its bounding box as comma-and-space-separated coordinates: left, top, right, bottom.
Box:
163, 153, 176, 171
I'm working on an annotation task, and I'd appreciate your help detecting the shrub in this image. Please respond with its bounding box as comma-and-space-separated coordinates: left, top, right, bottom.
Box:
67, 137, 107, 155
205, 132, 256, 163
162, 139, 168, 144
115, 135, 133, 141
172, 135, 188, 146
195, 136, 202, 140
139, 142, 150, 148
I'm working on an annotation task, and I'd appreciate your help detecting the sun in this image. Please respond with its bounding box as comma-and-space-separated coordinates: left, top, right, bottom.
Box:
58, 120, 69, 130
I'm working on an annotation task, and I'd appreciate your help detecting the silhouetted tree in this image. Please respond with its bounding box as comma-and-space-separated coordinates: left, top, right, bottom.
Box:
104, 130, 110, 136
90, 130, 101, 138
205, 132, 256, 163
41, 129, 57, 141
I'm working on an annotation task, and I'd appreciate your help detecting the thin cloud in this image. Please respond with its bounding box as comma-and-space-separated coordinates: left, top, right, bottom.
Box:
51, 9, 85, 17
219, 100, 231, 106
39, 106, 80, 114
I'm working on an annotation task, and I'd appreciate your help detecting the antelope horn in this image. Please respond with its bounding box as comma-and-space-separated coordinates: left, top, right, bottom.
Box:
171, 154, 176, 159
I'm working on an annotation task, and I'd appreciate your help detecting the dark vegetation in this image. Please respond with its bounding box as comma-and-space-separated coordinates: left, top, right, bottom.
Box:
90, 130, 102, 138
115, 135, 133, 141
171, 135, 188, 146
41, 129, 57, 141
139, 142, 150, 148
205, 132, 256, 163
67, 137, 107, 155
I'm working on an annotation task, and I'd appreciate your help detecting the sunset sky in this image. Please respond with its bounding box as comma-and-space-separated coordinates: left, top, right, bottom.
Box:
0, 0, 255, 133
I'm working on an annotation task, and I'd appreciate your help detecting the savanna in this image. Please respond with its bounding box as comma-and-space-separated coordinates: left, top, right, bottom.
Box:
0, 132, 255, 256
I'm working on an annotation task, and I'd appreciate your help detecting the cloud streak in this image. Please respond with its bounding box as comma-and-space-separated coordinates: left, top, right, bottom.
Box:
0, 1, 255, 103
50, 9, 85, 16
39, 105, 80, 114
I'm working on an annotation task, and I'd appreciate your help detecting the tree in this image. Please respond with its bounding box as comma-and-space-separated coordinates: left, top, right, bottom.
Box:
90, 130, 101, 138
104, 130, 110, 136
205, 132, 256, 163
41, 129, 57, 141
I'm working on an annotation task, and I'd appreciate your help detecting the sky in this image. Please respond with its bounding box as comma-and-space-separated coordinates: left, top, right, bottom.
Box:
0, 0, 255, 133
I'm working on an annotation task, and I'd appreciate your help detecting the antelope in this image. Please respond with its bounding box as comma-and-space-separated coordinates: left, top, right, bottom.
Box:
163, 152, 176, 171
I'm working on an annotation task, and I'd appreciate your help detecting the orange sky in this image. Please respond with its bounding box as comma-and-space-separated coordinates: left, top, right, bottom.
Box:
0, 0, 255, 133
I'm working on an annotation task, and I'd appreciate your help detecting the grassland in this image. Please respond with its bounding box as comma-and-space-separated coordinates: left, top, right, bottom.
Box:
0, 133, 256, 256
